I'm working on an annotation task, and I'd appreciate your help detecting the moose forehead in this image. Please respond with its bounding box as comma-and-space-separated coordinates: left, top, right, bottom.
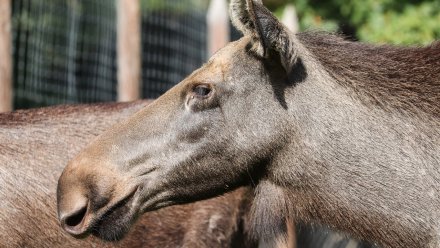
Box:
63, 38, 257, 167
184, 37, 253, 85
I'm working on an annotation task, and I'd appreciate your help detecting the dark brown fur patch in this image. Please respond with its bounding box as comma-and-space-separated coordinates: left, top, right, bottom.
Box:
298, 32, 440, 118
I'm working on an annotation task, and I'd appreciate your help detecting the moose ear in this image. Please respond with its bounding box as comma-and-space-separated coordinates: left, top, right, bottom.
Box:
230, 0, 299, 72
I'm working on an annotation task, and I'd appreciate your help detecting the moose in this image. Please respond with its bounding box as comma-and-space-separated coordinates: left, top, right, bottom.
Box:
0, 101, 369, 248
0, 102, 257, 248
57, 0, 440, 247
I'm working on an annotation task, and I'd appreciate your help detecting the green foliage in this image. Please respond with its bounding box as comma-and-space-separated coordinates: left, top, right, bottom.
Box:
357, 1, 440, 45
140, 0, 208, 13
267, 0, 440, 45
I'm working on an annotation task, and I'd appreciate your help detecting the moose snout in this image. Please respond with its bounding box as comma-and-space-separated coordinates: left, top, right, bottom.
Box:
57, 156, 139, 238
57, 159, 99, 237
58, 193, 90, 236
57, 168, 96, 237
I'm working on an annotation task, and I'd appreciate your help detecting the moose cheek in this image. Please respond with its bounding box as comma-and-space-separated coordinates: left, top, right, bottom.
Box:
184, 127, 209, 143
188, 99, 214, 112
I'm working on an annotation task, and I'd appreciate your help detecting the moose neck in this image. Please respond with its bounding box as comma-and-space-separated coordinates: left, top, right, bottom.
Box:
260, 39, 440, 248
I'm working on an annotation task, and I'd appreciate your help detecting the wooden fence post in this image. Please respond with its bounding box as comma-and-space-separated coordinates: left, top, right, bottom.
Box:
117, 0, 141, 102
0, 0, 12, 112
207, 0, 230, 56
281, 4, 299, 33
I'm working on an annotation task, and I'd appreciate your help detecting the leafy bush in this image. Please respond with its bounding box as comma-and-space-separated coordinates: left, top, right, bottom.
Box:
265, 0, 440, 45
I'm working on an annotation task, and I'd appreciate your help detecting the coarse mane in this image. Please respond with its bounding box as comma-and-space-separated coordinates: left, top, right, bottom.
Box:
298, 32, 440, 118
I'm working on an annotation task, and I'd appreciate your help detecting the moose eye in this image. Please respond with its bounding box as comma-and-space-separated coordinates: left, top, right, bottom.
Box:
193, 85, 212, 97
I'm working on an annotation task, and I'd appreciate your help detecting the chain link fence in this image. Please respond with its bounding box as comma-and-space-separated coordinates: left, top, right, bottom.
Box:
12, 0, 208, 109
141, 0, 208, 98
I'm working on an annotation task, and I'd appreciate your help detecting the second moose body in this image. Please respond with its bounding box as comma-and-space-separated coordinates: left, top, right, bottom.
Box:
57, 0, 440, 247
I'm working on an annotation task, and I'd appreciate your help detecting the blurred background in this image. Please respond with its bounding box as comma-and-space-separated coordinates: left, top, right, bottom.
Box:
266, 0, 440, 45
0, 0, 439, 112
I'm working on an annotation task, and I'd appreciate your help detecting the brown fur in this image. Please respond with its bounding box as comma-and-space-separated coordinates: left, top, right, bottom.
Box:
299, 32, 440, 118
0, 102, 254, 248
56, 1, 439, 248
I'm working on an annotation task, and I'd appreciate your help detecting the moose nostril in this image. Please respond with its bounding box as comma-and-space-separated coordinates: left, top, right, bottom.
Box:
64, 205, 88, 228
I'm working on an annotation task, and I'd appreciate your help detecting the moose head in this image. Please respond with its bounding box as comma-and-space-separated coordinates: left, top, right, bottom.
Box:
57, 0, 305, 240
57, 0, 440, 246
